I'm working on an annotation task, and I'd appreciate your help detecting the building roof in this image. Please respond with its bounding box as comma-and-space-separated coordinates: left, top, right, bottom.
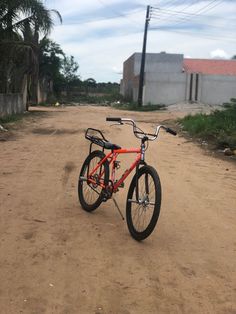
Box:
183, 58, 236, 75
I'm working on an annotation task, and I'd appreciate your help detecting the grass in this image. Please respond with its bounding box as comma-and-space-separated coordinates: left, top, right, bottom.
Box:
179, 99, 236, 150
0, 110, 47, 126
0, 113, 25, 124
112, 102, 166, 112
57, 92, 122, 106
45, 92, 166, 112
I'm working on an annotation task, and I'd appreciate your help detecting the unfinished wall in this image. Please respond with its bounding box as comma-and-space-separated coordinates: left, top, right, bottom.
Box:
143, 73, 186, 105
121, 52, 185, 104
121, 52, 236, 106
134, 52, 184, 76
0, 93, 25, 117
121, 54, 136, 100
200, 74, 236, 105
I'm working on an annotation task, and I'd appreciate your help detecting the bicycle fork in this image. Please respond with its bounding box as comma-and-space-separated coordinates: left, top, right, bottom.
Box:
135, 141, 147, 203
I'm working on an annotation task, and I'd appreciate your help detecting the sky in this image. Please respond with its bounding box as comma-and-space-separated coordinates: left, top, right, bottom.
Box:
44, 0, 236, 83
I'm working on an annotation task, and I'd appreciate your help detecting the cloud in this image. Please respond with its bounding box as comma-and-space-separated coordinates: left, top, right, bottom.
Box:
112, 66, 123, 75
46, 0, 236, 82
210, 49, 230, 59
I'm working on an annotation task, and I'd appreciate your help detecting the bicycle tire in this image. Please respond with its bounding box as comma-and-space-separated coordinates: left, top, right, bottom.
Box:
78, 150, 109, 212
126, 165, 161, 241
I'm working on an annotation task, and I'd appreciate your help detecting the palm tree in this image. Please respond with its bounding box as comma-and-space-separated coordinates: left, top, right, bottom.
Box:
0, 0, 62, 39
0, 0, 62, 104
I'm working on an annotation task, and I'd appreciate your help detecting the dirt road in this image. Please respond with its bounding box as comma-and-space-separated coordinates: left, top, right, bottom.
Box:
0, 106, 235, 314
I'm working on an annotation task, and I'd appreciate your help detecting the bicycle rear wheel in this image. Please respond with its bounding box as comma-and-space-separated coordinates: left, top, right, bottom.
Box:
78, 150, 109, 212
126, 165, 161, 241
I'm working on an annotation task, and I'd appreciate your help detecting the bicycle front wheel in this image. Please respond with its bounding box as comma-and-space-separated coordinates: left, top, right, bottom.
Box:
78, 150, 109, 212
126, 165, 161, 241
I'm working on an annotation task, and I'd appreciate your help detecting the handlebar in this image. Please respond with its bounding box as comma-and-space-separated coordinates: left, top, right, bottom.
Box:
106, 117, 122, 123
166, 127, 177, 136
106, 117, 177, 141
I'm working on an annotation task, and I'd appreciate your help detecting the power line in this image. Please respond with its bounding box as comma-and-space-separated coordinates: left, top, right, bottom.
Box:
150, 18, 236, 35
194, 0, 223, 14
152, 7, 215, 17
149, 0, 234, 39
150, 0, 226, 30
151, 0, 224, 19
150, 8, 236, 30
149, 27, 236, 43
96, 0, 144, 27
161, 0, 183, 9
56, 8, 144, 27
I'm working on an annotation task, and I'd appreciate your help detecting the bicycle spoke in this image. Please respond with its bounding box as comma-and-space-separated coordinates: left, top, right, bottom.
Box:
81, 156, 106, 206
130, 172, 156, 233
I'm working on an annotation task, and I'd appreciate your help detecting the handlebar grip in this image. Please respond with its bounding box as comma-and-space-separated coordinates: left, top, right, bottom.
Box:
166, 127, 177, 136
106, 117, 121, 122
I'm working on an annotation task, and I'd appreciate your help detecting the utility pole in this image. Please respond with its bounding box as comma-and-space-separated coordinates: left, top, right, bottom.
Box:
137, 5, 151, 107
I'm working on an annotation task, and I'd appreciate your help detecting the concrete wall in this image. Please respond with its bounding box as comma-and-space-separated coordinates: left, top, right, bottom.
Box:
134, 52, 184, 76
22, 75, 28, 106
121, 52, 185, 103
143, 73, 186, 105
121, 52, 236, 105
37, 81, 47, 104
0, 93, 25, 117
121, 54, 135, 100
200, 74, 236, 105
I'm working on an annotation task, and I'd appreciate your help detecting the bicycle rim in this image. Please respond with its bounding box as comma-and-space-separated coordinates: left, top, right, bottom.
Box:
126, 166, 161, 240
79, 150, 109, 211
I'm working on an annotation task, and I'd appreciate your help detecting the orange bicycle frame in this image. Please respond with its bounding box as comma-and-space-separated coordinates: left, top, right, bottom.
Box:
87, 148, 141, 192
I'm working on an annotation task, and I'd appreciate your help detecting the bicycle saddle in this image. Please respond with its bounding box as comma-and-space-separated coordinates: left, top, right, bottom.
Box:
104, 142, 121, 150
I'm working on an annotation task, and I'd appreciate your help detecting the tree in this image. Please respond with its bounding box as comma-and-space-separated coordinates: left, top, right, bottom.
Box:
232, 55, 236, 60
39, 38, 64, 77
84, 78, 97, 94
0, 1, 62, 42
61, 55, 79, 95
0, 0, 62, 105
38, 37, 65, 97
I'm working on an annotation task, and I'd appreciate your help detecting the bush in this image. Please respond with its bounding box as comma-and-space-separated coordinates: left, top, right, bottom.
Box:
179, 99, 236, 149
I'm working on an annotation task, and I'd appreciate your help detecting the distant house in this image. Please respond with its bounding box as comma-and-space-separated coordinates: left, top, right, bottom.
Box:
120, 52, 236, 105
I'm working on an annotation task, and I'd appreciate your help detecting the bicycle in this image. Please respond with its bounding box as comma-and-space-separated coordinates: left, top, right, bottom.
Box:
78, 117, 177, 241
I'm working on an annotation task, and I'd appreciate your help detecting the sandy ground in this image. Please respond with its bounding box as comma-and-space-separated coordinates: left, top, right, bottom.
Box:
0, 105, 235, 314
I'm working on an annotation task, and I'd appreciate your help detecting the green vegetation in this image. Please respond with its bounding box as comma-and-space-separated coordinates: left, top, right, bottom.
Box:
179, 98, 236, 150
0, 0, 62, 104
61, 89, 166, 111
113, 102, 166, 112
0, 113, 25, 124
1, 2, 155, 111
57, 82, 121, 104
0, 110, 47, 126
